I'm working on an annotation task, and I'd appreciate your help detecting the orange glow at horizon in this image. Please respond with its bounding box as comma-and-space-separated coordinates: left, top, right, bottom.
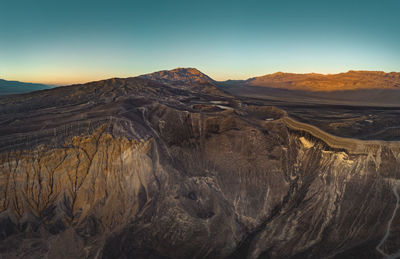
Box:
2, 72, 134, 86
3, 67, 398, 86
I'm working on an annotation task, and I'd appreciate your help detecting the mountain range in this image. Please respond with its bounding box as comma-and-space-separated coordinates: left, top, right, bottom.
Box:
0, 79, 52, 95
3, 68, 400, 96
144, 68, 400, 106
229, 70, 400, 91
141, 68, 400, 92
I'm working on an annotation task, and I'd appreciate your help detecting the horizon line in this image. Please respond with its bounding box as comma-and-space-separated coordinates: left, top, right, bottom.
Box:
2, 68, 399, 86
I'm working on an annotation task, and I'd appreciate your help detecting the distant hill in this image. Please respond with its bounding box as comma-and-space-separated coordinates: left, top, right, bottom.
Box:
140, 67, 228, 96
140, 67, 215, 85
236, 71, 400, 91
217, 70, 400, 106
0, 79, 52, 95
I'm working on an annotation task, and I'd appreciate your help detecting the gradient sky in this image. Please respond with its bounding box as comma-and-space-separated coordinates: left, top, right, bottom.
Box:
1, 0, 400, 85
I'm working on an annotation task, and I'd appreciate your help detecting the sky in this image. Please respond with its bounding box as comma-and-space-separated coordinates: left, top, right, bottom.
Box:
1, 0, 400, 85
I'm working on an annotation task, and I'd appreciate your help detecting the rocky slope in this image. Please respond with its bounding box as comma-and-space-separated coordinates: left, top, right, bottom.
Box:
141, 68, 215, 85
1, 71, 400, 258
140, 68, 225, 96
232, 71, 400, 91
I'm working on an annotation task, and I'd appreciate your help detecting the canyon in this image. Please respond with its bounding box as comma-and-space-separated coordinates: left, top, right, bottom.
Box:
0, 68, 400, 258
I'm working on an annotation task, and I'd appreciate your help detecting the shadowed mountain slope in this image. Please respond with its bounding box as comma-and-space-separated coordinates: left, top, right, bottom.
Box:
0, 79, 52, 95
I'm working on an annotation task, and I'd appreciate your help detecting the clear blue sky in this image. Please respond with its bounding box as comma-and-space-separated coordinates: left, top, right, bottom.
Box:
1, 0, 399, 85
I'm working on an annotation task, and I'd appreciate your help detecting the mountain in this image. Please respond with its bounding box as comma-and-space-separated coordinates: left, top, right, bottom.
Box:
0, 70, 400, 258
232, 70, 400, 91
0, 79, 52, 95
219, 71, 400, 106
141, 67, 216, 85
140, 67, 227, 96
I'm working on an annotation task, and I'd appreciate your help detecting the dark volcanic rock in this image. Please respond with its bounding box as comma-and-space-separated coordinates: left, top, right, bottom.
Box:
0, 73, 400, 258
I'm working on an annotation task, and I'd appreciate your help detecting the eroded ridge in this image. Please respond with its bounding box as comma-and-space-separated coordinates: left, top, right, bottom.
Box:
0, 125, 156, 256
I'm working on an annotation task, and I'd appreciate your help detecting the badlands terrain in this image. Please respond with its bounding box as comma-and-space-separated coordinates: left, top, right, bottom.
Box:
0, 68, 400, 258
